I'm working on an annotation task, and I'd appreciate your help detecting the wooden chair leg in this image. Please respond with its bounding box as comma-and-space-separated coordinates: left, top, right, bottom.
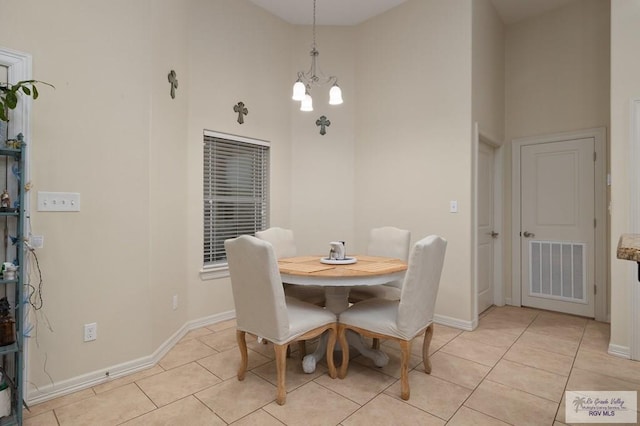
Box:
274, 344, 289, 405
236, 330, 248, 381
325, 326, 337, 379
423, 323, 434, 374
399, 339, 412, 400
338, 324, 350, 379
371, 338, 380, 350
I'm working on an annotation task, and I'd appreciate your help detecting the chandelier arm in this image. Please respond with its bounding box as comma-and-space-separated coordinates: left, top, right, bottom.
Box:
298, 50, 336, 87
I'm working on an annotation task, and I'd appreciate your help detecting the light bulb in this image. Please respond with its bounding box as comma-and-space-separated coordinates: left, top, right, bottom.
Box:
292, 80, 306, 101
300, 93, 313, 111
329, 84, 343, 105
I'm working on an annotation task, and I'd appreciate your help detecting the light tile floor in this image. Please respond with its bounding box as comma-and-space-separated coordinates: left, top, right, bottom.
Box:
23, 306, 640, 425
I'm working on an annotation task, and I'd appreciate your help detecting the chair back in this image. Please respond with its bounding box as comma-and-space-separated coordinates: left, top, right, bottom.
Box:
397, 235, 447, 337
367, 226, 411, 261
255, 227, 297, 259
225, 235, 290, 341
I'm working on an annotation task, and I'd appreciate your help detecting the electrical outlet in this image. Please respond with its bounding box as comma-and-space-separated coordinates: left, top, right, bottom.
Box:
449, 200, 458, 213
172, 295, 178, 310
84, 323, 97, 342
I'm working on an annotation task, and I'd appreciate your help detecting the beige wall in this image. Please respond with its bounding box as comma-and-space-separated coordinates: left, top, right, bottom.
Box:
610, 0, 640, 351
290, 26, 357, 255
0, 0, 156, 393
472, 0, 505, 144
505, 0, 610, 141
503, 0, 610, 304
0, 0, 295, 400
184, 0, 294, 321
149, 0, 190, 351
354, 0, 474, 323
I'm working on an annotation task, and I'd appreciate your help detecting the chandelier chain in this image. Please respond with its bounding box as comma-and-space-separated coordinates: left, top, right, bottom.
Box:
312, 0, 317, 49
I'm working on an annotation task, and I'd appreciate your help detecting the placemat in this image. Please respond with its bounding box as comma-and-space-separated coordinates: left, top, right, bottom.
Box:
344, 263, 405, 273
278, 263, 335, 273
279, 256, 323, 263
354, 255, 403, 263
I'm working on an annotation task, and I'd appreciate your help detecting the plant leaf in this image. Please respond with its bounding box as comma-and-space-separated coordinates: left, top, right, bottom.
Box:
37, 81, 55, 89
32, 85, 39, 99
0, 108, 7, 122
5, 92, 17, 109
21, 86, 31, 96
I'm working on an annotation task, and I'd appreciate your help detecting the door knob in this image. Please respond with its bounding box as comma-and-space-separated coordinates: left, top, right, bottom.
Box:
489, 231, 499, 238
522, 231, 535, 238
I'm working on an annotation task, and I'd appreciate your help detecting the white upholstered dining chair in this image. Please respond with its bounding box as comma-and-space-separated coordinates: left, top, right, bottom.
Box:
255, 227, 297, 258
348, 226, 411, 303
337, 235, 447, 401
224, 235, 337, 405
256, 227, 325, 306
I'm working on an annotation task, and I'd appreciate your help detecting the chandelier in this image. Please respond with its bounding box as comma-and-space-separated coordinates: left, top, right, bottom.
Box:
291, 0, 343, 111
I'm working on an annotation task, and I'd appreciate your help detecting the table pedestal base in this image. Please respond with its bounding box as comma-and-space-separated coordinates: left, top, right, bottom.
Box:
302, 330, 389, 373
302, 286, 389, 373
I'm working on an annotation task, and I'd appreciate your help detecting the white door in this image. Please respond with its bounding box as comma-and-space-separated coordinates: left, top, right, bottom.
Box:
520, 138, 595, 317
477, 141, 496, 314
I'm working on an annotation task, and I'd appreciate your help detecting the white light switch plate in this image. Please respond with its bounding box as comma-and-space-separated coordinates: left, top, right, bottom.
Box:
37, 192, 81, 212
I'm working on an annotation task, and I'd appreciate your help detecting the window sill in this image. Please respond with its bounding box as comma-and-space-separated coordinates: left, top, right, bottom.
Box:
200, 264, 229, 281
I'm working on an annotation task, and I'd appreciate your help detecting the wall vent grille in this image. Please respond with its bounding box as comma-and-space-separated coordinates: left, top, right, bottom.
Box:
529, 240, 587, 304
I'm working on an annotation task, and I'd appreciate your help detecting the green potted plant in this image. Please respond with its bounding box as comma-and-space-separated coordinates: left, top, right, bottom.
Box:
0, 297, 15, 346
0, 80, 54, 122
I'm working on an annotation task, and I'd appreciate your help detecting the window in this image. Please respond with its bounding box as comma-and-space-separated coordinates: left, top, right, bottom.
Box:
203, 131, 269, 271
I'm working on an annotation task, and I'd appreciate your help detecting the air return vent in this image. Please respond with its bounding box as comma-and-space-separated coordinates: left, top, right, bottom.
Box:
529, 241, 587, 304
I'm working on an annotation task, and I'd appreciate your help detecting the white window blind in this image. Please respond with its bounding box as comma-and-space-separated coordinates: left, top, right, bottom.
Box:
203, 131, 269, 267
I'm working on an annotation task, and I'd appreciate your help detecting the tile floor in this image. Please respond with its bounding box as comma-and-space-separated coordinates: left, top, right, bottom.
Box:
22, 306, 640, 425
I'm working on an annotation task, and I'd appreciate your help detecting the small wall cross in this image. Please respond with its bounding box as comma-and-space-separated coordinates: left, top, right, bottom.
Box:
167, 70, 178, 99
234, 102, 248, 124
316, 115, 331, 135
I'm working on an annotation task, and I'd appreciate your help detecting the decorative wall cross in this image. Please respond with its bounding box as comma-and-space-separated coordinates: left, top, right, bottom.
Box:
316, 115, 331, 135
167, 70, 178, 99
233, 102, 248, 124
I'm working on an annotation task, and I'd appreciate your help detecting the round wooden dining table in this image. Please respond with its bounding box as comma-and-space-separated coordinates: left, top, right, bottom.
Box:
278, 254, 408, 373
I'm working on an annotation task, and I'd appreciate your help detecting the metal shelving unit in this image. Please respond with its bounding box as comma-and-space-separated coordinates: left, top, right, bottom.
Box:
0, 145, 25, 425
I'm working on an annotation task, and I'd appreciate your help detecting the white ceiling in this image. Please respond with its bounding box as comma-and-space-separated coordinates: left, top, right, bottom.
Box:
249, 0, 408, 26
249, 0, 576, 26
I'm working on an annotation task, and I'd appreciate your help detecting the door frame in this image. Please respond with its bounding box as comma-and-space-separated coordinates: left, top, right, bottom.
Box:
473, 123, 504, 324
511, 127, 607, 322
0, 48, 32, 146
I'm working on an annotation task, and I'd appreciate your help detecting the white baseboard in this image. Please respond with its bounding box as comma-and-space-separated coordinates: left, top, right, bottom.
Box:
608, 343, 631, 359
27, 309, 472, 404
26, 310, 236, 405
434, 313, 476, 331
